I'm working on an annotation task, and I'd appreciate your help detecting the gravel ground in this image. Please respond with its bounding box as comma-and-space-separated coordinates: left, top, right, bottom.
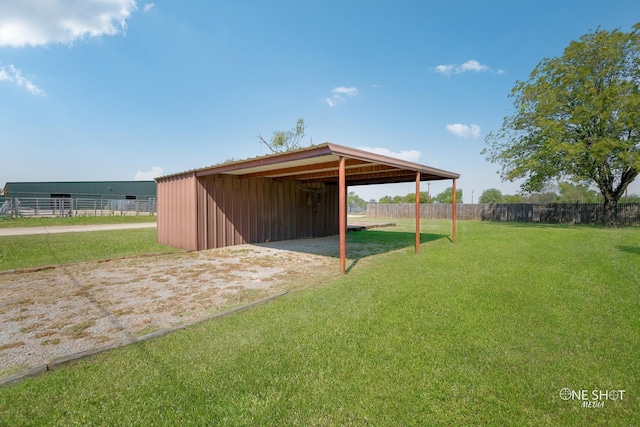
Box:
0, 236, 343, 379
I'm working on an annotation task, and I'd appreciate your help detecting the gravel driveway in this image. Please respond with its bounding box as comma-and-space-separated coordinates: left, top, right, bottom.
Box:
0, 236, 343, 380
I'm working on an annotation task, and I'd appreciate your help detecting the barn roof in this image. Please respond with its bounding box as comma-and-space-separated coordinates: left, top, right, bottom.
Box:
157, 142, 459, 185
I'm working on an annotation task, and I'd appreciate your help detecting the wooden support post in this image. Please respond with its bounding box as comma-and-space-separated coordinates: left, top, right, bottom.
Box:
415, 172, 420, 254
452, 178, 457, 243
339, 156, 346, 274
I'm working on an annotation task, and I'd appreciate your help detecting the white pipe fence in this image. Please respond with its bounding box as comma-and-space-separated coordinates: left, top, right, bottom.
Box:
1, 198, 156, 218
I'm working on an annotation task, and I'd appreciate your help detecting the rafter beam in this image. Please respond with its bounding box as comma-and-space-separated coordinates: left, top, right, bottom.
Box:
274, 164, 406, 182
238, 159, 371, 180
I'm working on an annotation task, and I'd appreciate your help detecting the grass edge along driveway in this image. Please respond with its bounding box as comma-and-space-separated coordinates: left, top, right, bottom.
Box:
0, 220, 638, 426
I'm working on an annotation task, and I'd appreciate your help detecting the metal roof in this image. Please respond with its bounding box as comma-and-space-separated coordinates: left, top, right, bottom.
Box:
157, 142, 459, 185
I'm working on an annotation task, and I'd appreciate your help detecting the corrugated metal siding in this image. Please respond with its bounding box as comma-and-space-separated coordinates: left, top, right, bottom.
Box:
157, 173, 198, 251
192, 175, 339, 250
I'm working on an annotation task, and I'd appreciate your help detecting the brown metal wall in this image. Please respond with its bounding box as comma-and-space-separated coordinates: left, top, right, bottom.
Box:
196, 175, 338, 250
157, 173, 199, 250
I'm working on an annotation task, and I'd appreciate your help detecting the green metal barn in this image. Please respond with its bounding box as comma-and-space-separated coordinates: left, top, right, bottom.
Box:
3, 181, 156, 200
1, 181, 157, 218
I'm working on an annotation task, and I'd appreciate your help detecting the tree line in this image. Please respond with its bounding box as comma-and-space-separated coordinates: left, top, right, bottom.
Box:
479, 183, 640, 204
349, 181, 640, 210
349, 187, 463, 211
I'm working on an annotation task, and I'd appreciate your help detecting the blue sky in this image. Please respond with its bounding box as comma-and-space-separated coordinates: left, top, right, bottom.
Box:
1, 1, 639, 203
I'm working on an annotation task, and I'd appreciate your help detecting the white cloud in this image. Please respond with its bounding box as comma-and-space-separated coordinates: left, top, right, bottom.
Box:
0, 64, 45, 96
0, 0, 137, 47
458, 60, 489, 73
325, 97, 338, 107
325, 86, 358, 107
135, 166, 163, 180
434, 64, 455, 75
357, 146, 421, 163
446, 123, 481, 139
333, 86, 358, 96
143, 3, 156, 12
433, 60, 495, 76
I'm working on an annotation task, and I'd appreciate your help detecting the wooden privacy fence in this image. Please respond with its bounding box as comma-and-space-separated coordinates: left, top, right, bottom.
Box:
366, 203, 640, 226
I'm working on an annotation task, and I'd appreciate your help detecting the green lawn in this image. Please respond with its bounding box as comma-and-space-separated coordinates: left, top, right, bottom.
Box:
0, 220, 638, 425
0, 216, 166, 271
0, 215, 156, 228
0, 228, 176, 272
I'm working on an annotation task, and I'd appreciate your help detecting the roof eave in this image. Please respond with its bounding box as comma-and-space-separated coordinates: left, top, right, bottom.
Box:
156, 142, 460, 183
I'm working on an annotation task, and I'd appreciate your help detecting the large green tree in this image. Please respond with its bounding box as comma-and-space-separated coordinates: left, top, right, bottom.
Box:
483, 24, 640, 226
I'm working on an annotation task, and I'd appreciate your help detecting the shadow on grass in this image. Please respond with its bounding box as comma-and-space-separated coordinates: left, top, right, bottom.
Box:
255, 229, 449, 274
347, 229, 448, 249
345, 230, 449, 273
617, 245, 640, 256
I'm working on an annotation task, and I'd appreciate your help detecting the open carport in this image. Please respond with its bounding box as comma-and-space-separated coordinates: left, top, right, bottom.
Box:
156, 143, 460, 273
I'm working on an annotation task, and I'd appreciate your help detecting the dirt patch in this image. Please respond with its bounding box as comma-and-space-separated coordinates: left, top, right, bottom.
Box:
0, 237, 344, 378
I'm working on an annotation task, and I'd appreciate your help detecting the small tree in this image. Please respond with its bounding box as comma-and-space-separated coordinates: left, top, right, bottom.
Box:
504, 194, 525, 203
347, 191, 366, 212
557, 182, 602, 203
483, 24, 640, 226
402, 193, 416, 204
479, 188, 505, 203
524, 191, 559, 203
258, 118, 309, 153
434, 187, 463, 204
420, 191, 433, 204
378, 192, 433, 203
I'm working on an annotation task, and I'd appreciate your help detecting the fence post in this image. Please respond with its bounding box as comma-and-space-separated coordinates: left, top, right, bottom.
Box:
452, 179, 457, 242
